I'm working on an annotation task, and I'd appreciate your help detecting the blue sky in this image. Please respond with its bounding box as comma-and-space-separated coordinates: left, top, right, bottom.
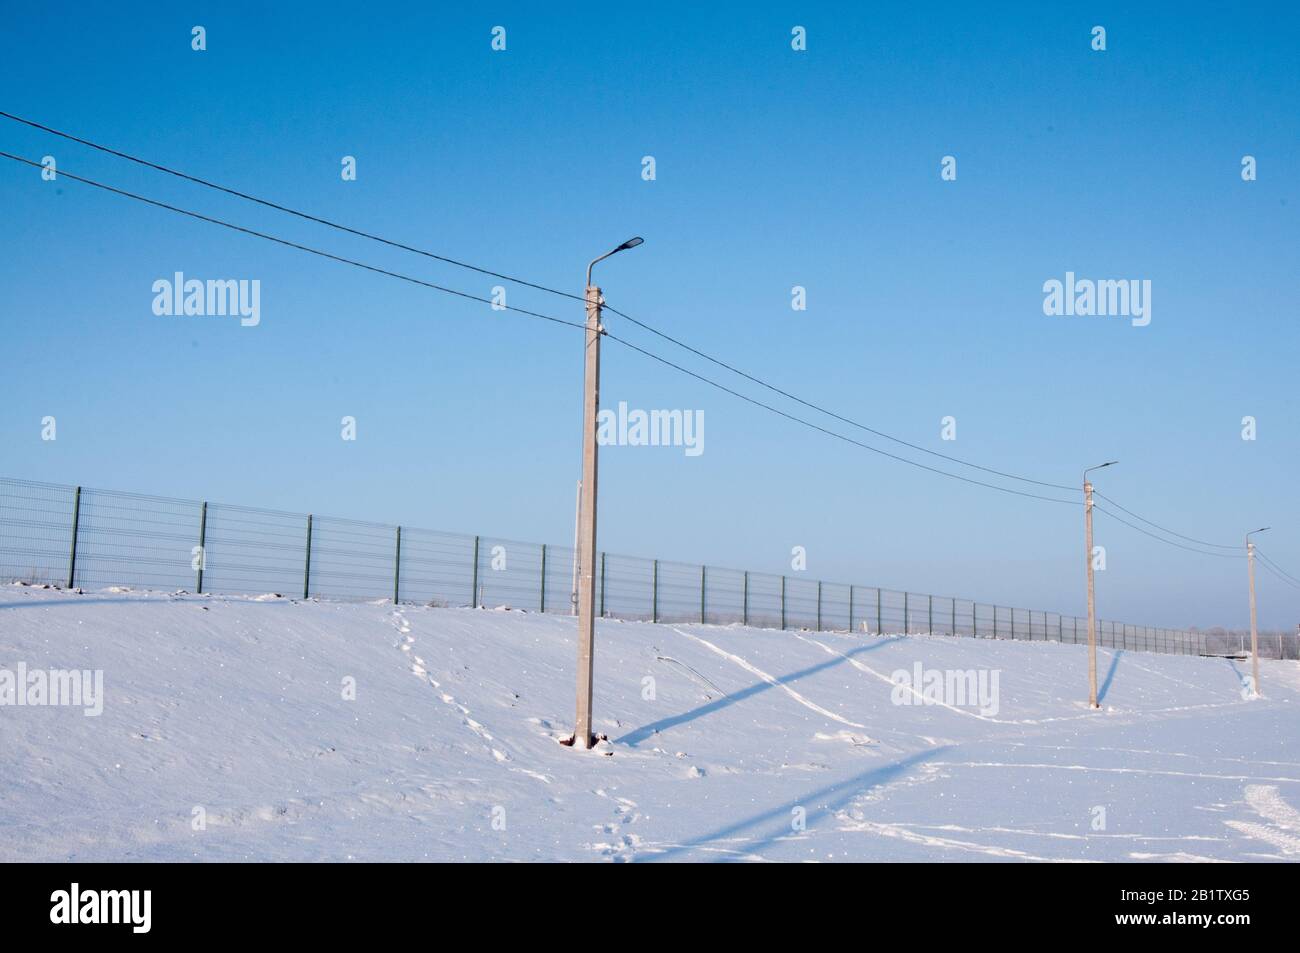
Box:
2, 2, 1297, 627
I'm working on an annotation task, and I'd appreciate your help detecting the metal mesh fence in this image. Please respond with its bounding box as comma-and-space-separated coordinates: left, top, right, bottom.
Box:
73, 487, 196, 592
1, 475, 1296, 660
203, 503, 306, 597
0, 478, 75, 586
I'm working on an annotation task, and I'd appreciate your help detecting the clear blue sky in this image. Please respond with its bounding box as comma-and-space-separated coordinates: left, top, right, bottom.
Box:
2, 2, 1297, 628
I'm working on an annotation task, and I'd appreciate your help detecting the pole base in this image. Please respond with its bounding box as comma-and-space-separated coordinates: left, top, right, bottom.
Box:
559, 732, 609, 750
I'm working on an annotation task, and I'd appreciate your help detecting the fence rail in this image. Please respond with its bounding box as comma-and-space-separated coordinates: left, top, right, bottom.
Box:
2, 476, 1296, 660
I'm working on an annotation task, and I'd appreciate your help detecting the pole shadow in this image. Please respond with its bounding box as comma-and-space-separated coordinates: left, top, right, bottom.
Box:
618, 638, 894, 747
1096, 649, 1123, 703
639, 746, 949, 862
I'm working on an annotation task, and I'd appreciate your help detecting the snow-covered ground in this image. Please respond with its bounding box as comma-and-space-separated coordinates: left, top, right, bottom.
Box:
2, 583, 1298, 862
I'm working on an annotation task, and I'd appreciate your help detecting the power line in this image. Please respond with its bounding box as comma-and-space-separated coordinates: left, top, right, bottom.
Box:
0, 148, 1090, 506
601, 302, 1274, 559
8, 109, 1254, 548
0, 151, 587, 332
602, 300, 1077, 492
602, 330, 1081, 505
0, 129, 1284, 555
1092, 491, 1243, 551
1, 110, 1081, 494
1092, 505, 1244, 559
1256, 550, 1300, 588
1255, 556, 1300, 591
0, 110, 588, 305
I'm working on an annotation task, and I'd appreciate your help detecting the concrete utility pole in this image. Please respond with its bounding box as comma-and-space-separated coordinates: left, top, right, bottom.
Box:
571, 237, 643, 750
1246, 526, 1269, 698
570, 480, 581, 616
1083, 461, 1117, 708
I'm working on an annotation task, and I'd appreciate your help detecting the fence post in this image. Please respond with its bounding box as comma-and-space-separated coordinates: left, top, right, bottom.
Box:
700, 565, 706, 624
540, 544, 547, 613
393, 525, 401, 605
928, 594, 933, 635
196, 501, 208, 594
471, 535, 480, 608
816, 581, 822, 631
652, 559, 659, 623
993, 604, 998, 639
876, 589, 882, 636
600, 552, 606, 618
303, 514, 313, 600
973, 603, 978, 638
66, 485, 82, 589
742, 571, 749, 626
193, 501, 206, 590
903, 592, 909, 635
1011, 607, 1016, 640
849, 585, 855, 633
780, 576, 786, 630
952, 599, 956, 636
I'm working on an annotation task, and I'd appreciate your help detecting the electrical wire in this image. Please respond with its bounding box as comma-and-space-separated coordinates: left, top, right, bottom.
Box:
601, 330, 1081, 505
0, 110, 1079, 494
1255, 557, 1300, 591
603, 300, 1078, 492
0, 110, 588, 304
1, 125, 1289, 563
1255, 550, 1300, 588
1091, 505, 1244, 559
1092, 491, 1242, 550
0, 151, 587, 332
0, 146, 1089, 506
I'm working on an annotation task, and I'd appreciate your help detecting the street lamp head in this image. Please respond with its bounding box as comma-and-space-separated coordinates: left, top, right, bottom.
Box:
1083, 460, 1119, 481
1247, 526, 1271, 541
588, 237, 645, 286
